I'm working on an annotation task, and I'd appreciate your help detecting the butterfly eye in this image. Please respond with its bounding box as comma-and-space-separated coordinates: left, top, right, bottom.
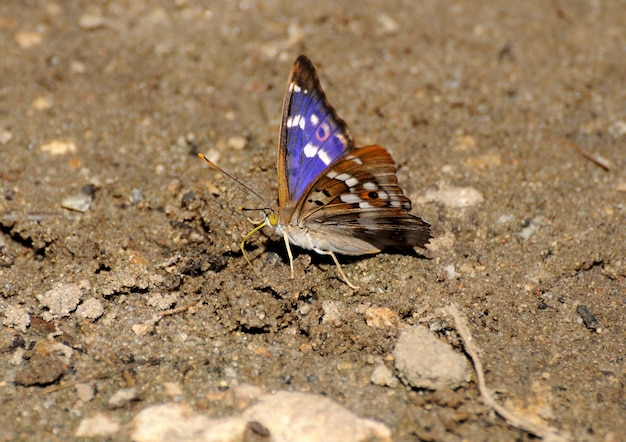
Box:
315, 123, 331, 142
267, 212, 280, 226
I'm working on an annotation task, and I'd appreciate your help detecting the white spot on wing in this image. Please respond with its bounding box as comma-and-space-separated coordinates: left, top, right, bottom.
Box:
310, 114, 319, 125
326, 170, 338, 179
351, 157, 363, 165
291, 83, 301, 92
287, 114, 305, 129
340, 194, 363, 204
303, 143, 317, 158
335, 134, 347, 145
331, 173, 357, 188
345, 177, 358, 187
363, 182, 378, 190
318, 149, 331, 165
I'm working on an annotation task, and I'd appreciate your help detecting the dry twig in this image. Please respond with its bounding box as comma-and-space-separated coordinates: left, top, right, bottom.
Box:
444, 304, 570, 442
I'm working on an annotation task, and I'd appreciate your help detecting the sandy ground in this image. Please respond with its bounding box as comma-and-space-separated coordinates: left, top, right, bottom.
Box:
1, 1, 625, 440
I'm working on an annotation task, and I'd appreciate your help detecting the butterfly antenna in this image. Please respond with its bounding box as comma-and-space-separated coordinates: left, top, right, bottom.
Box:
198, 153, 269, 206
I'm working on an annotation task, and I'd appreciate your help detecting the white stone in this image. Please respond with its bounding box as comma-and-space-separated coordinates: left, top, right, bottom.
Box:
394, 325, 471, 390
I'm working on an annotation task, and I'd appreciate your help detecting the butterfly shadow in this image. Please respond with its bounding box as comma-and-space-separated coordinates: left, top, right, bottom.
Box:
256, 239, 430, 287
377, 246, 431, 260
250, 240, 348, 280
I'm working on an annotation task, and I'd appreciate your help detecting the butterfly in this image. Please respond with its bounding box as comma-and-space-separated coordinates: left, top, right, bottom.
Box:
201, 55, 431, 289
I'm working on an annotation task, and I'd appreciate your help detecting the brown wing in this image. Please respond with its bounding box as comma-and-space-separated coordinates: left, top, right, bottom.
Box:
291, 144, 431, 250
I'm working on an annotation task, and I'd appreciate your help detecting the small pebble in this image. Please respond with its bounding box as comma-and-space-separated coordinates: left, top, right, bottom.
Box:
576, 305, 599, 332
132, 323, 155, 336
71, 60, 87, 74
75, 413, 120, 437
321, 301, 342, 324
75, 383, 95, 402
162, 382, 183, 397
517, 217, 545, 240
147, 292, 179, 310
370, 364, 399, 388
393, 325, 471, 390
32, 96, 53, 111
130, 188, 143, 204
40, 140, 77, 155
608, 120, 626, 138
443, 264, 460, 280
108, 387, 139, 408
61, 194, 92, 212
227, 135, 247, 151
75, 298, 104, 320
15, 353, 66, 386
14, 31, 43, 49
364, 307, 400, 329
36, 282, 85, 319
0, 128, 12, 145
1, 304, 30, 332
78, 11, 107, 30
247, 420, 271, 437
377, 14, 399, 34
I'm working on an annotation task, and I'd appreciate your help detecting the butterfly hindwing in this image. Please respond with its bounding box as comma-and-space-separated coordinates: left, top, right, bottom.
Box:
293, 144, 431, 252
278, 56, 355, 206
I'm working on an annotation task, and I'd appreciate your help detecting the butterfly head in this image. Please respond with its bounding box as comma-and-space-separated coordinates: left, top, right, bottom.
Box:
238, 208, 282, 273
264, 210, 280, 228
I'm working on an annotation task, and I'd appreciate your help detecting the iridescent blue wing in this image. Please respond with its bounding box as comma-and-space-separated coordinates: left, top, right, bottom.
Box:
277, 55, 355, 207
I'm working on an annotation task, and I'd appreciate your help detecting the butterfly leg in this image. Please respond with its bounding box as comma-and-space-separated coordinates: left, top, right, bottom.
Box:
282, 230, 296, 278
241, 220, 268, 274
245, 216, 264, 225
315, 249, 359, 290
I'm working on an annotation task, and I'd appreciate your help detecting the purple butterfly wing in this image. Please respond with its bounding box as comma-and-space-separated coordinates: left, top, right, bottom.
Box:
277, 55, 355, 207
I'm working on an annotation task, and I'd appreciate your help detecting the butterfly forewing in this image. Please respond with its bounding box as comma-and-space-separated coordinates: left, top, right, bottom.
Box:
278, 56, 355, 206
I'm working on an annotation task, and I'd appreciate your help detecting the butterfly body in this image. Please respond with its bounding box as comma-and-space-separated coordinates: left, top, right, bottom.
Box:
259, 55, 431, 287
